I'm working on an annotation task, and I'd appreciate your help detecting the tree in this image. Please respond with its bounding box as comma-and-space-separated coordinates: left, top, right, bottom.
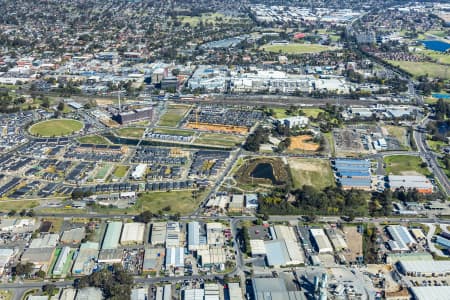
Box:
57, 102, 65, 111
42, 284, 56, 295
36, 270, 46, 279
15, 262, 34, 276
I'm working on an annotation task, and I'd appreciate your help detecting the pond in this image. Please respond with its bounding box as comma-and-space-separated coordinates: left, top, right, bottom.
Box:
432, 93, 450, 99
438, 121, 449, 135
422, 40, 450, 52
250, 163, 277, 184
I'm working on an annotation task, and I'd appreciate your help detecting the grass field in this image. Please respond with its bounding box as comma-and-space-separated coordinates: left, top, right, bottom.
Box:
95, 164, 112, 180
288, 158, 335, 189
137, 189, 206, 214
261, 43, 336, 54
0, 200, 39, 211
421, 49, 450, 65
384, 155, 431, 176
427, 139, 447, 152
271, 107, 324, 119
77, 135, 111, 144
153, 127, 195, 136
177, 12, 242, 26
159, 104, 191, 127
112, 165, 129, 178
116, 127, 145, 138
42, 217, 64, 233
387, 60, 450, 79
29, 119, 83, 137
0, 290, 12, 300
194, 133, 244, 147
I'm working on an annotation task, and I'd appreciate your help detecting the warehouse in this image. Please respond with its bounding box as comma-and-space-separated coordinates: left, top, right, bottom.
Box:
264, 240, 290, 267
21, 247, 55, 272
150, 222, 167, 245
155, 284, 172, 300
434, 236, 450, 250
60, 288, 77, 300
397, 260, 450, 277
166, 222, 180, 247
250, 240, 266, 256
53, 246, 71, 276
252, 277, 305, 300
197, 247, 226, 267
333, 159, 371, 190
98, 249, 123, 264
388, 175, 433, 194
411, 228, 426, 241
0, 248, 14, 275
131, 288, 148, 300
143, 247, 164, 272
204, 283, 220, 300
227, 283, 244, 300
410, 286, 450, 300
326, 228, 348, 251
310, 228, 334, 253
188, 221, 207, 251
29, 233, 59, 248
273, 225, 298, 242
206, 223, 224, 247
72, 242, 99, 276
61, 227, 86, 244
165, 247, 184, 268
121, 222, 145, 245
75, 287, 103, 300
183, 288, 204, 300
386, 225, 416, 252
228, 194, 244, 212
101, 222, 122, 250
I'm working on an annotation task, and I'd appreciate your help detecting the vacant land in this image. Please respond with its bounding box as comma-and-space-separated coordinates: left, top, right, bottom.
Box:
384, 126, 409, 148
343, 226, 363, 263
271, 107, 324, 119
387, 60, 450, 79
0, 200, 39, 211
288, 135, 320, 151
261, 43, 336, 54
427, 139, 447, 152
95, 164, 112, 180
112, 165, 129, 178
0, 290, 12, 300
384, 155, 431, 176
288, 158, 335, 189
194, 133, 244, 147
186, 122, 248, 134
29, 119, 83, 137
77, 135, 111, 144
116, 127, 145, 138
137, 190, 204, 214
159, 104, 191, 127
153, 127, 195, 136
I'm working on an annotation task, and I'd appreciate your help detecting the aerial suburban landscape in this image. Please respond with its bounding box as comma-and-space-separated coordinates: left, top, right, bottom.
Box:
0, 0, 450, 299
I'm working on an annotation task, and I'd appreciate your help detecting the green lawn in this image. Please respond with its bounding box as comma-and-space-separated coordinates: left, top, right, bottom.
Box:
0, 200, 39, 211
177, 12, 243, 26
153, 127, 195, 136
421, 50, 450, 65
260, 43, 336, 54
427, 139, 447, 152
387, 60, 450, 79
29, 119, 83, 137
77, 135, 111, 144
384, 155, 431, 176
158, 104, 191, 127
112, 165, 129, 178
288, 158, 335, 189
116, 127, 145, 138
271, 107, 323, 119
137, 190, 207, 215
95, 164, 112, 180
194, 133, 244, 147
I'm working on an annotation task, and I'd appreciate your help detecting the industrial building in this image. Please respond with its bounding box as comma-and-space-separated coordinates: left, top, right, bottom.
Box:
397, 260, 450, 277
206, 223, 224, 247
333, 159, 371, 190
131, 288, 148, 300
52, 246, 71, 276
150, 222, 166, 246
388, 175, 433, 194
60, 227, 86, 244
165, 222, 180, 247
386, 225, 416, 252
188, 222, 207, 251
0, 248, 14, 275
120, 222, 145, 245
143, 247, 163, 272
98, 249, 123, 264
155, 284, 172, 300
21, 247, 55, 272
250, 240, 266, 256
75, 287, 103, 300
29, 233, 59, 248
101, 222, 122, 250
310, 228, 334, 253
197, 247, 226, 267
165, 247, 184, 268
251, 277, 306, 300
326, 228, 348, 251
227, 283, 244, 300
410, 286, 450, 300
72, 242, 99, 276
183, 288, 205, 300
278, 116, 309, 128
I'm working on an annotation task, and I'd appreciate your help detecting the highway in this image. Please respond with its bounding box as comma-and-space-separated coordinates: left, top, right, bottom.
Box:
413, 117, 450, 196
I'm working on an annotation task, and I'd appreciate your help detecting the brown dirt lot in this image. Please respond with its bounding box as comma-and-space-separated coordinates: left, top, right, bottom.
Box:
185, 122, 248, 134
289, 135, 320, 151
343, 226, 363, 263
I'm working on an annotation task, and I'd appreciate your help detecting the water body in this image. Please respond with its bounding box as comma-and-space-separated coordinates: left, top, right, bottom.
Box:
250, 163, 277, 184
438, 121, 449, 135
432, 93, 450, 99
422, 40, 450, 52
